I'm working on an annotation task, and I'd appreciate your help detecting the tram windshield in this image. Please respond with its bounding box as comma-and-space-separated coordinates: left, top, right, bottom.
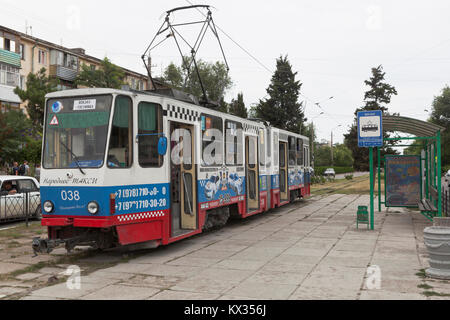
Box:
43, 95, 113, 169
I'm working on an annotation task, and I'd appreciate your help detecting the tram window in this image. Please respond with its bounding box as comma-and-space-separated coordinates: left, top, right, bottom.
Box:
138, 102, 163, 168
43, 95, 112, 169
225, 120, 243, 166
297, 138, 304, 166
266, 130, 271, 166
108, 95, 132, 168
273, 132, 279, 167
305, 146, 309, 167
248, 137, 256, 169
259, 129, 266, 166
288, 136, 296, 166
201, 114, 223, 166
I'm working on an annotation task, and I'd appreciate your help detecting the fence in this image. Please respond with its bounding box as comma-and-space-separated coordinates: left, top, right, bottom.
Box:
0, 191, 41, 225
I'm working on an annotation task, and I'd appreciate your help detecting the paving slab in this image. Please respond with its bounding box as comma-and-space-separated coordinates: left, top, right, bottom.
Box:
80, 284, 159, 300
0, 262, 28, 275
150, 290, 220, 300
30, 281, 108, 299
227, 281, 297, 300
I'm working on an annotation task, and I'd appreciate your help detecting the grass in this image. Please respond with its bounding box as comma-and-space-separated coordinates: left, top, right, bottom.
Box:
418, 283, 433, 290
422, 291, 450, 297
311, 174, 382, 196
416, 269, 427, 279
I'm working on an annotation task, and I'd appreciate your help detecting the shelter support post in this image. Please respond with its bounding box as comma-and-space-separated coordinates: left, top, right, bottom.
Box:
370, 147, 375, 230
437, 131, 442, 217
378, 147, 381, 212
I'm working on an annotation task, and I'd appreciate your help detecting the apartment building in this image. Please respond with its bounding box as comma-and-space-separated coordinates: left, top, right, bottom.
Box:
0, 25, 163, 112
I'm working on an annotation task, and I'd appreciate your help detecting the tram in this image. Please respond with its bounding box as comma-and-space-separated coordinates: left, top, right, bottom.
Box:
33, 87, 311, 253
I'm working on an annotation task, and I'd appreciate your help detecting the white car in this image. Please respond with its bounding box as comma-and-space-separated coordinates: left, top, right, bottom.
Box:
323, 168, 336, 178
0, 176, 41, 222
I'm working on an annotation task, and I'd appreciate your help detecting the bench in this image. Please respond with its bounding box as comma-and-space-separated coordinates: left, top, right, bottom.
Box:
418, 187, 439, 220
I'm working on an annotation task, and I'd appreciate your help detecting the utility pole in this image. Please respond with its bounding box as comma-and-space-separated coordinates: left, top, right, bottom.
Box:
331, 131, 334, 166
330, 125, 342, 167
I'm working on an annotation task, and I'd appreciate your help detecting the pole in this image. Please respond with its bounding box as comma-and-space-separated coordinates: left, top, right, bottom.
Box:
311, 123, 315, 170
331, 131, 334, 166
370, 147, 374, 230
437, 131, 442, 217
378, 147, 381, 212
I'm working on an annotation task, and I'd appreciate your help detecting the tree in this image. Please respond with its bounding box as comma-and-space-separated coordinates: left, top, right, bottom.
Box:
254, 55, 306, 133
344, 65, 398, 170
314, 143, 354, 167
334, 144, 354, 167
14, 68, 58, 131
162, 58, 233, 105
0, 107, 35, 164
229, 93, 248, 118
76, 57, 125, 89
407, 86, 450, 168
315, 144, 332, 167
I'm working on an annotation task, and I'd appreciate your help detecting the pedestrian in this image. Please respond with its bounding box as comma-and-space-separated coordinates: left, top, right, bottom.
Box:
23, 160, 30, 176
12, 162, 19, 176
18, 162, 26, 176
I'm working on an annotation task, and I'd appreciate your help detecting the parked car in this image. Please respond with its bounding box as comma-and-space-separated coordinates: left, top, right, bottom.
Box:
0, 176, 41, 222
323, 168, 336, 178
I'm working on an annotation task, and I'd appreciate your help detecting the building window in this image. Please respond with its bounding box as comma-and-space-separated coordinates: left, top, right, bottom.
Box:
20, 75, 25, 89
0, 63, 20, 87
19, 44, 25, 60
38, 50, 47, 65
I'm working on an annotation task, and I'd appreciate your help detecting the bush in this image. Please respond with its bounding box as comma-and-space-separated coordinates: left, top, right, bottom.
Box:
345, 175, 353, 180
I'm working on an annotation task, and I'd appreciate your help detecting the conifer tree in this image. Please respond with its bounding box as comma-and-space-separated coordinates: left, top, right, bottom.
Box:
255, 56, 305, 133
229, 93, 248, 118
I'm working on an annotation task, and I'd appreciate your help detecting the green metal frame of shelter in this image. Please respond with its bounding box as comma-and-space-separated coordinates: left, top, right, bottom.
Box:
368, 115, 445, 229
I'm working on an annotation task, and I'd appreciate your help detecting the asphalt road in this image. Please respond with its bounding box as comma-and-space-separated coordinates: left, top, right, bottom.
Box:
335, 172, 369, 180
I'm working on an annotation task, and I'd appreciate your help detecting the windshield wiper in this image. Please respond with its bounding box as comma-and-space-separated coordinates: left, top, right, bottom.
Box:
59, 140, 86, 175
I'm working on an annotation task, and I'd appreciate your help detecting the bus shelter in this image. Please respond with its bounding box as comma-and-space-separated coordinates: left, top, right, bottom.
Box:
373, 115, 445, 224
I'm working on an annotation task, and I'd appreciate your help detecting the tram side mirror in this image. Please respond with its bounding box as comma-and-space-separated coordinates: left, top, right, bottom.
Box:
158, 136, 168, 156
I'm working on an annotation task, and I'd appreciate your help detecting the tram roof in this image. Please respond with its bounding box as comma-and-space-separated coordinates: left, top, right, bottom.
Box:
45, 88, 310, 141
382, 115, 445, 138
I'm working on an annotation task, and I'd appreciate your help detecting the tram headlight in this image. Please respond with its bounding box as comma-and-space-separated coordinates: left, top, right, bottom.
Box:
43, 201, 54, 213
87, 201, 99, 215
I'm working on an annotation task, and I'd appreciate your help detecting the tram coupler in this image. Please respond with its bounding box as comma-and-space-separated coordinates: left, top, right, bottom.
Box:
32, 237, 66, 256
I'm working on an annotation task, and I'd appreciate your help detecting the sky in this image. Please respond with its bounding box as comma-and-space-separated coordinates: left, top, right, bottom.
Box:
1, 0, 450, 144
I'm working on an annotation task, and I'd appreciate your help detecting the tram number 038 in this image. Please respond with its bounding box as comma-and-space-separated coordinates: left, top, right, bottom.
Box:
61, 190, 80, 201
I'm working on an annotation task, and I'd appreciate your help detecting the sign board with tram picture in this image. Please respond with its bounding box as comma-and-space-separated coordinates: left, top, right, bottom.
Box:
357, 110, 383, 148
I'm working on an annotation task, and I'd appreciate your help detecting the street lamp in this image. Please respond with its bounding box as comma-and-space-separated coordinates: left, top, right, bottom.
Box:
331, 124, 342, 167
310, 112, 325, 169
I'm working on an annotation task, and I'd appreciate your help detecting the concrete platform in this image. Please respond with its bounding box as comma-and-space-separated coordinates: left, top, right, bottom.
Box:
18, 194, 450, 300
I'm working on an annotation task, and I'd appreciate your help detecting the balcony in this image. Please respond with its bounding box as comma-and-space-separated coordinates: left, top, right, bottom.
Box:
0, 49, 21, 68
49, 64, 78, 82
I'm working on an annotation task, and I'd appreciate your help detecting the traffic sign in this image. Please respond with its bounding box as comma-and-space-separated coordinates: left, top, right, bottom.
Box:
357, 110, 383, 148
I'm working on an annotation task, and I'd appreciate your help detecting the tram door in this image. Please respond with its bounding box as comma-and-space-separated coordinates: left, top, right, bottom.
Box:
246, 135, 259, 211
170, 122, 197, 234
279, 141, 288, 202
